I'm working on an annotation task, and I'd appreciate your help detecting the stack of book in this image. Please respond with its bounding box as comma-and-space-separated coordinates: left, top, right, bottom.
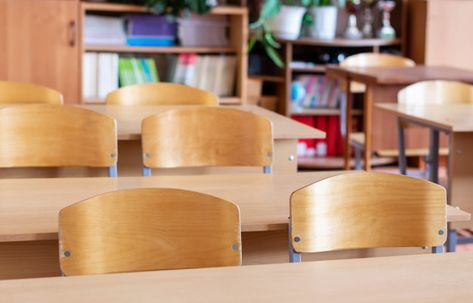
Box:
84, 15, 126, 46
168, 54, 237, 97
82, 52, 120, 101
126, 14, 177, 47
291, 75, 341, 109
118, 57, 160, 87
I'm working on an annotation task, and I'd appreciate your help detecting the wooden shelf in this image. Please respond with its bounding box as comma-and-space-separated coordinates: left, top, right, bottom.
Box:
289, 108, 363, 116
81, 2, 246, 15
248, 75, 285, 83
84, 45, 237, 54
298, 156, 396, 170
291, 65, 326, 73
282, 38, 402, 48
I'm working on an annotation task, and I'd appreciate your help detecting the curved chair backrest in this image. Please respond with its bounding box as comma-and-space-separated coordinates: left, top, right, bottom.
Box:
340, 53, 415, 93
0, 81, 63, 104
141, 107, 273, 175
106, 83, 218, 106
0, 105, 117, 175
398, 80, 473, 105
340, 53, 416, 68
289, 172, 446, 260
59, 188, 241, 276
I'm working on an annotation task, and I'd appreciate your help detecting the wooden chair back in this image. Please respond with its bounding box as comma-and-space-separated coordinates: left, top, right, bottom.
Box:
106, 83, 218, 106
0, 81, 63, 104
290, 172, 446, 257
59, 188, 241, 276
0, 105, 117, 173
398, 80, 473, 105
341, 53, 415, 93
141, 107, 273, 174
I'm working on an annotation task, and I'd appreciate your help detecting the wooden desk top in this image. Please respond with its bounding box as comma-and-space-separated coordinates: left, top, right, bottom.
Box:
2, 252, 473, 302
326, 65, 473, 86
0, 172, 468, 242
78, 104, 325, 141
376, 103, 473, 132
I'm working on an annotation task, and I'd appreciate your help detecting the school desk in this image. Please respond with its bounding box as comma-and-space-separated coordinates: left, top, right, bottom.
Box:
326, 65, 473, 170
376, 103, 473, 249
0, 172, 469, 279
2, 252, 473, 302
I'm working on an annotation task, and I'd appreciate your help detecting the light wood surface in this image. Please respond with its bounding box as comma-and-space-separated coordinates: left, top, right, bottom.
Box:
142, 107, 273, 169
0, 0, 79, 104
0, 105, 117, 168
59, 188, 240, 276
106, 83, 218, 106
376, 103, 473, 132
0, 172, 467, 243
80, 104, 324, 141
0, 81, 63, 104
341, 53, 415, 68
291, 172, 446, 253
409, 0, 473, 71
398, 80, 473, 105
2, 252, 473, 302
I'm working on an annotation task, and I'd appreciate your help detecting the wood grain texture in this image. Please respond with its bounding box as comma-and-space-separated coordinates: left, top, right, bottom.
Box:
59, 188, 241, 276
0, 172, 467, 243
80, 104, 325, 141
0, 0, 79, 104
290, 172, 447, 253
398, 80, 473, 105
142, 107, 273, 168
0, 81, 63, 104
2, 253, 473, 302
341, 53, 415, 93
106, 83, 218, 106
0, 105, 117, 168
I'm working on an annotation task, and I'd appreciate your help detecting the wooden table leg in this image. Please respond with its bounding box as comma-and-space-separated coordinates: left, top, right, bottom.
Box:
363, 84, 373, 171
343, 79, 352, 170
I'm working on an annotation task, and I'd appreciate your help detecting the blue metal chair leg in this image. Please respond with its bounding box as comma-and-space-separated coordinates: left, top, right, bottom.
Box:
263, 166, 272, 174
354, 146, 363, 170
143, 167, 152, 176
431, 245, 443, 253
427, 128, 440, 184
108, 165, 118, 177
447, 229, 457, 252
397, 118, 407, 175
288, 218, 301, 263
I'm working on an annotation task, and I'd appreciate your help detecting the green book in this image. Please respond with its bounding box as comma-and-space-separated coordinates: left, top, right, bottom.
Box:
118, 58, 136, 87
146, 58, 159, 82
131, 58, 145, 84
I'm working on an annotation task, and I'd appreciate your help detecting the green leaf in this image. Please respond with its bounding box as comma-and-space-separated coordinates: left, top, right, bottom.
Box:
263, 32, 281, 49
261, 0, 281, 18
247, 37, 257, 53
264, 44, 284, 68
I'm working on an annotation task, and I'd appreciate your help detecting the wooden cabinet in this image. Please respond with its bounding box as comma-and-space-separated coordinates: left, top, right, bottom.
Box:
0, 0, 80, 104
408, 0, 473, 71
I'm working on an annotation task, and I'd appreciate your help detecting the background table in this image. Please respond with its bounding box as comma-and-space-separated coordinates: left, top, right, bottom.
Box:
326, 65, 473, 170
2, 252, 473, 302
0, 172, 468, 280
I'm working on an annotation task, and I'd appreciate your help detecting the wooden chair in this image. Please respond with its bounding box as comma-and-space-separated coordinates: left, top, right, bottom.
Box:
106, 82, 218, 106
0, 81, 63, 104
397, 80, 473, 177
59, 188, 241, 276
339, 53, 415, 169
141, 107, 274, 175
0, 105, 117, 176
289, 172, 447, 262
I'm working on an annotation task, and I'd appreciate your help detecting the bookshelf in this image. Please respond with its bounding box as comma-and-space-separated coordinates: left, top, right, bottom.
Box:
249, 36, 403, 169
79, 2, 248, 105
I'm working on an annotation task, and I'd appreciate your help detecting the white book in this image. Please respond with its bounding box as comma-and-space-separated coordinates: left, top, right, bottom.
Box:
213, 56, 226, 96
82, 52, 98, 100
97, 53, 117, 101
191, 56, 203, 88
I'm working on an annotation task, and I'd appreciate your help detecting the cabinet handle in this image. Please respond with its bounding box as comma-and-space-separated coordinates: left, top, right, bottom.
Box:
68, 20, 76, 47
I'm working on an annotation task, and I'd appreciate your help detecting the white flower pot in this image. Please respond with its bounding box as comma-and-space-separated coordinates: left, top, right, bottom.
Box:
267, 6, 306, 40
309, 6, 338, 40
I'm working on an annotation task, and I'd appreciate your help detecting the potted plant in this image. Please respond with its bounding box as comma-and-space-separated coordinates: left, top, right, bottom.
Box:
308, 0, 338, 40
144, 0, 218, 16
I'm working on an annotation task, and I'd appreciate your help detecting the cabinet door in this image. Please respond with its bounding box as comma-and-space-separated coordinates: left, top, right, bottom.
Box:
0, 0, 79, 104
